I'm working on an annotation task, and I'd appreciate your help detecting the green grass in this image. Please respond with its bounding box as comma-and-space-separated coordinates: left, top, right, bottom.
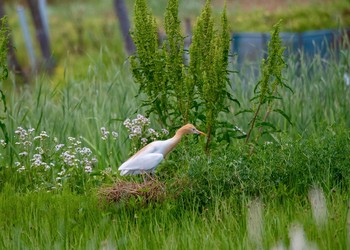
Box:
0, 46, 350, 247
0, 187, 349, 249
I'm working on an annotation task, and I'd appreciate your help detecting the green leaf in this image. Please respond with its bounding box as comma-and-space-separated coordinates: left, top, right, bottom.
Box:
0, 121, 8, 144
0, 89, 7, 113
226, 91, 240, 107
249, 95, 261, 102
273, 109, 293, 125
261, 129, 281, 136
265, 95, 282, 101
234, 134, 247, 139
235, 109, 254, 116
253, 80, 262, 93
255, 121, 276, 130
282, 82, 294, 93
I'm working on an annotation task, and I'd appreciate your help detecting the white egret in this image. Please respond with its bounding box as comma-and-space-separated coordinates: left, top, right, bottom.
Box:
118, 124, 206, 176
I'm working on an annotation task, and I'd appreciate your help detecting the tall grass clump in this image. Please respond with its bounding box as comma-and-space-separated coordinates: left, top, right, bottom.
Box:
130, 0, 235, 151
237, 20, 292, 149
232, 33, 350, 137
0, 50, 141, 192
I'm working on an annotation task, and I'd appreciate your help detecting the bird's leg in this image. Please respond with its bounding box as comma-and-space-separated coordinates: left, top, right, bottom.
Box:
140, 171, 147, 183
143, 172, 156, 182
149, 172, 158, 182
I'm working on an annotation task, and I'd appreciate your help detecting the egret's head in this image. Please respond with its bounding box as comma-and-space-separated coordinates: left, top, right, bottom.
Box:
178, 124, 206, 136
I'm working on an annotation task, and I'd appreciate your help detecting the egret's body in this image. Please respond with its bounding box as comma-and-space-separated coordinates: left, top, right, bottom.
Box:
118, 124, 205, 176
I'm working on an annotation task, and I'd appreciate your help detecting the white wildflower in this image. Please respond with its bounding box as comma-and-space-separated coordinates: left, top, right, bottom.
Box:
19, 151, 28, 157
61, 151, 76, 166
73, 140, 81, 146
15, 161, 21, 167
55, 144, 65, 151
23, 141, 32, 146
17, 166, 25, 172
79, 147, 92, 156
40, 131, 49, 138
141, 138, 148, 145
161, 128, 169, 136
31, 160, 42, 167
133, 126, 142, 135
111, 131, 119, 139
58, 168, 66, 176
0, 139, 6, 147
68, 137, 76, 142
44, 163, 51, 171
138, 114, 150, 124
32, 154, 42, 161
31, 154, 44, 168
74, 147, 82, 153
100, 127, 109, 140
148, 128, 159, 140
148, 128, 156, 134
84, 165, 92, 173
123, 118, 132, 129
15, 127, 28, 140
36, 147, 44, 154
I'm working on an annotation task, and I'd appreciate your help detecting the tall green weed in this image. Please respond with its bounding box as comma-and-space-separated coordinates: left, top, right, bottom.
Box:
130, 0, 235, 151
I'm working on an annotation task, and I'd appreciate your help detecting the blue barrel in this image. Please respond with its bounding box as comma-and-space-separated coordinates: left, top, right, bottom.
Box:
279, 32, 300, 55
301, 29, 335, 57
232, 29, 341, 65
232, 32, 269, 65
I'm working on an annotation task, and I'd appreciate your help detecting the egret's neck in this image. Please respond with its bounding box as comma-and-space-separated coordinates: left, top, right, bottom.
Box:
163, 131, 184, 156
175, 129, 186, 138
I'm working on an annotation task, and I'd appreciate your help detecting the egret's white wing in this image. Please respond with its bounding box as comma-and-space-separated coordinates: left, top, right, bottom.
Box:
119, 153, 164, 176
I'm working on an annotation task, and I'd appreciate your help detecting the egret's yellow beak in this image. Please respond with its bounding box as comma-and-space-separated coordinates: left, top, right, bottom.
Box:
196, 129, 207, 136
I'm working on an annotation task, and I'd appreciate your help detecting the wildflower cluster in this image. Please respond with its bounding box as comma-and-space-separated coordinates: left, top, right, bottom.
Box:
123, 114, 169, 154
13, 127, 98, 191
100, 127, 119, 141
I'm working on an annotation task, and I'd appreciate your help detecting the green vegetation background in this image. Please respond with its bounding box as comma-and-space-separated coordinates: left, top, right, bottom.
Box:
0, 0, 350, 249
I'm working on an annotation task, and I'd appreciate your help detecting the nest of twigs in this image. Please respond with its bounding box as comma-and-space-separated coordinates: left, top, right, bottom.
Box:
99, 179, 166, 204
